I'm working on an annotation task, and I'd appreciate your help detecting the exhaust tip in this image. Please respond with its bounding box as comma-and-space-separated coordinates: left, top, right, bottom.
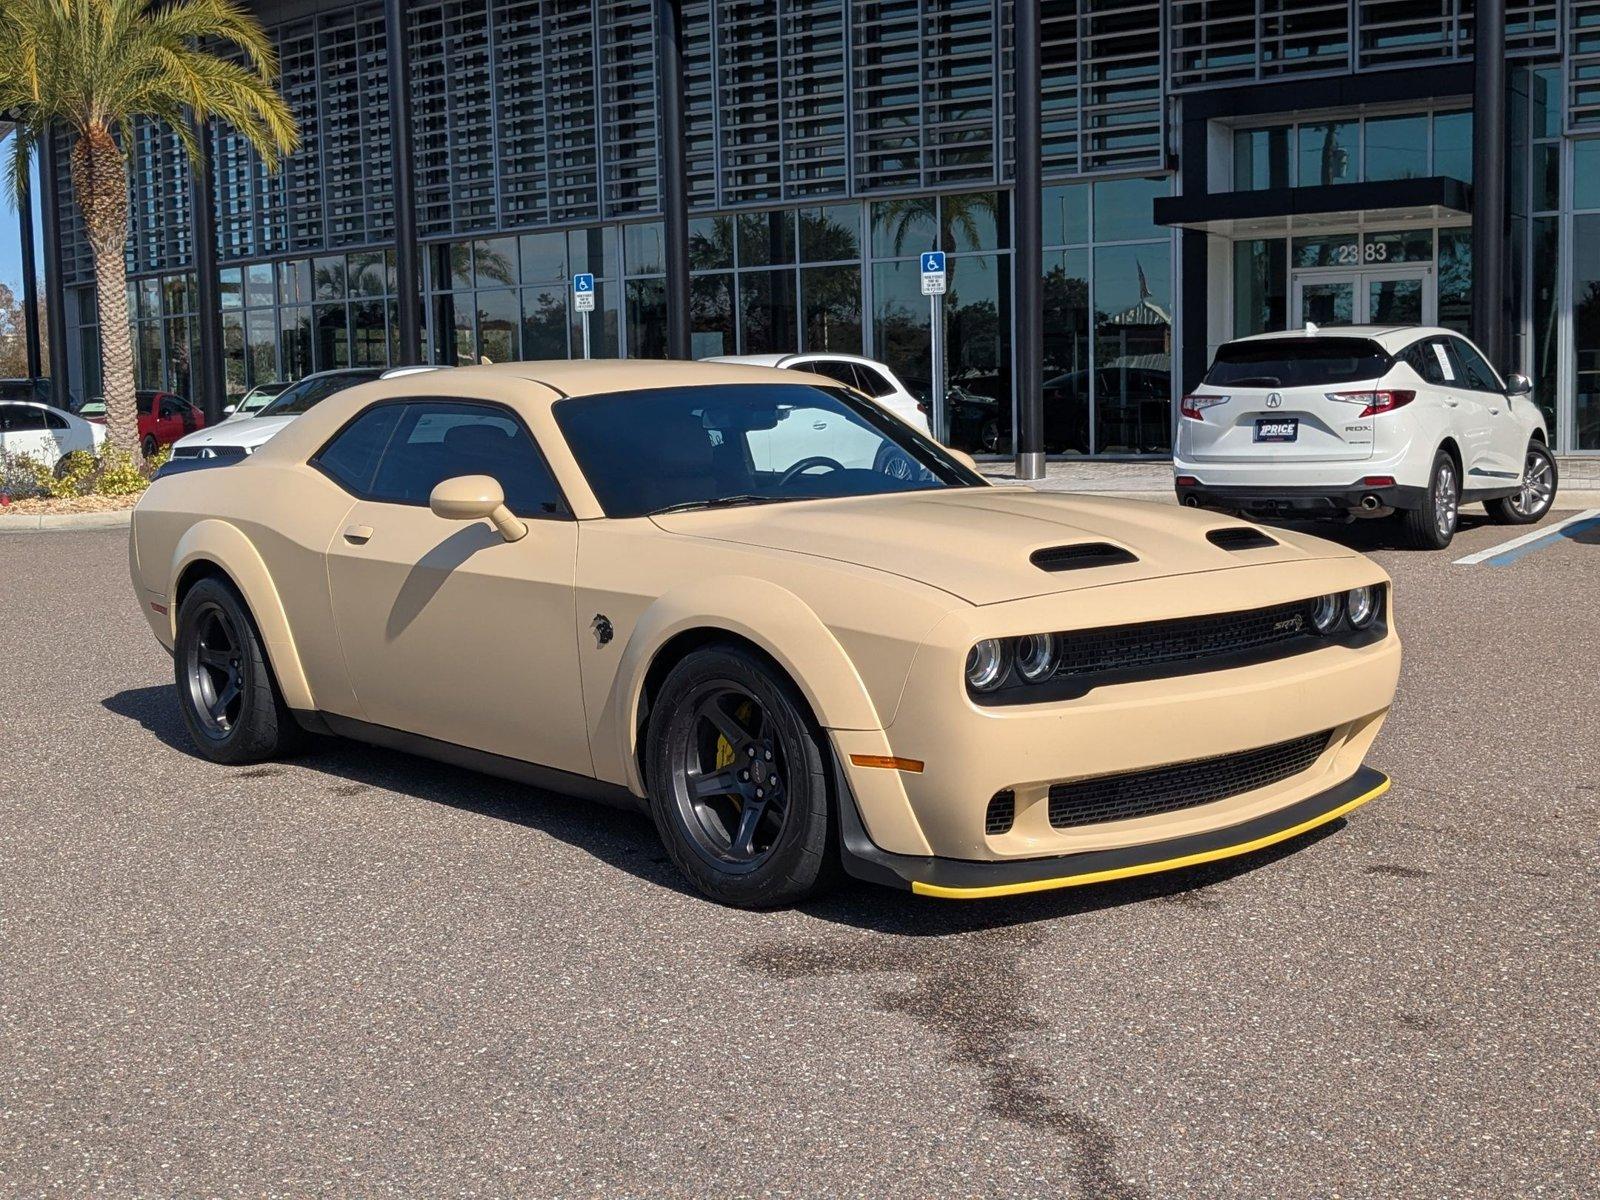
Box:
1359, 494, 1381, 511
1182, 495, 1201, 508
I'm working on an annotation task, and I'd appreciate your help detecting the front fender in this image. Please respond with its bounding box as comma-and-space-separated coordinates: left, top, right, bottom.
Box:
169, 519, 316, 712
605, 576, 883, 796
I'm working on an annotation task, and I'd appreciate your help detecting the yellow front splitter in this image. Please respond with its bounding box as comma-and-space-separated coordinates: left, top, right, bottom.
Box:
895, 768, 1390, 901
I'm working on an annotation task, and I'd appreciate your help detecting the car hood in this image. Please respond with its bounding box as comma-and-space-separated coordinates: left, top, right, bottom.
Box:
173, 414, 294, 450
651, 488, 1355, 606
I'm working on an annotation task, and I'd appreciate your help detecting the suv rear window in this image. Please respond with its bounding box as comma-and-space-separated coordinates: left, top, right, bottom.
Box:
1204, 338, 1391, 388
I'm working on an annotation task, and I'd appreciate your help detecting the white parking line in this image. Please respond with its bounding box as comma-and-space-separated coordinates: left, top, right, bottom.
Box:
1452, 508, 1600, 565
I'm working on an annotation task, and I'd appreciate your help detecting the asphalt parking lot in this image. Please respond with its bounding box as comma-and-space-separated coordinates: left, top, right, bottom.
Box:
2, 511, 1597, 1198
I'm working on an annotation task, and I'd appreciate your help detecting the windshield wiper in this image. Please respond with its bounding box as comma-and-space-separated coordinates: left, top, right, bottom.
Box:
648, 494, 788, 516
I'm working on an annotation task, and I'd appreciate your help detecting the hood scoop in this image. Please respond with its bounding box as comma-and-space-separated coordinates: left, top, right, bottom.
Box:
1029, 542, 1138, 572
1207, 526, 1279, 551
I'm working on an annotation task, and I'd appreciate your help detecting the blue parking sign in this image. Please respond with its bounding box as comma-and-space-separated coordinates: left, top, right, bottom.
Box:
572, 272, 594, 293
920, 251, 945, 274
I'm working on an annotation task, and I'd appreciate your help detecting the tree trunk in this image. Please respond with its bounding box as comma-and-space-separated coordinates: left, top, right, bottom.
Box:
70, 126, 137, 458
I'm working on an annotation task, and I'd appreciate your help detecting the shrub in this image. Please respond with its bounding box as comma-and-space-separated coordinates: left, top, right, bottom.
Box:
0, 445, 161, 503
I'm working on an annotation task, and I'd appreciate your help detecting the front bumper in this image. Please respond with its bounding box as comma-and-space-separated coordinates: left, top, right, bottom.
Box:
1176, 481, 1425, 516
838, 762, 1389, 898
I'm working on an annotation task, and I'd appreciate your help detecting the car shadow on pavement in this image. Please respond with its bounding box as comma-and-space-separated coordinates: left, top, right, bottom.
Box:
103, 683, 1346, 927
1261, 512, 1492, 551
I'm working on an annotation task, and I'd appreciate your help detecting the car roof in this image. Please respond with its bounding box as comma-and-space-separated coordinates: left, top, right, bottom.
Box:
381, 357, 805, 399
1229, 325, 1459, 352
705, 351, 892, 370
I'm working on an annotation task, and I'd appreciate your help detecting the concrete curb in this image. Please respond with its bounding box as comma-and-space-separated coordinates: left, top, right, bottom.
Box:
0, 509, 133, 532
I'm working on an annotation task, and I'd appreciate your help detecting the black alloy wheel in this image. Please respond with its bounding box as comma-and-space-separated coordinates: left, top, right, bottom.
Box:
184, 599, 247, 739
645, 645, 834, 907
670, 684, 789, 868
173, 576, 303, 764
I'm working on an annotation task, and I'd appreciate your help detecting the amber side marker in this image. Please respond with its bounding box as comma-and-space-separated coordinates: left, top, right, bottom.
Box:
150, 602, 168, 615
849, 754, 924, 773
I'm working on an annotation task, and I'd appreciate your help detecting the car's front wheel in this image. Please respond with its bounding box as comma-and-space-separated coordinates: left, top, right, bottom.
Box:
1485, 442, 1558, 525
644, 645, 834, 908
1395, 449, 1459, 550
141, 434, 159, 460
174, 576, 303, 764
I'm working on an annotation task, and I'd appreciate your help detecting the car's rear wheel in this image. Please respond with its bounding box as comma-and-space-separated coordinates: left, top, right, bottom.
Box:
141, 434, 158, 460
1395, 449, 1459, 550
1485, 443, 1558, 525
872, 442, 917, 480
174, 577, 303, 764
645, 645, 834, 908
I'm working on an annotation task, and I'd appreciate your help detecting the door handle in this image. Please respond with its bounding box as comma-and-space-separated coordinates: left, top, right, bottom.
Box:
1444, 398, 1459, 408
812, 421, 828, 430
342, 524, 373, 544
1488, 407, 1501, 415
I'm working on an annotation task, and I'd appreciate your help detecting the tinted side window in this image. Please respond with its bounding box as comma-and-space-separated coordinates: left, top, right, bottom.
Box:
0, 404, 47, 431
1400, 338, 1452, 386
368, 402, 564, 516
315, 404, 403, 494
853, 364, 897, 398
795, 359, 863, 391
44, 410, 69, 430
1448, 337, 1502, 393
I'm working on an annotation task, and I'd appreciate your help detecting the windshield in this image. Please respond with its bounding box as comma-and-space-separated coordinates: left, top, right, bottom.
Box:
554, 383, 984, 518
1204, 338, 1391, 388
258, 371, 381, 418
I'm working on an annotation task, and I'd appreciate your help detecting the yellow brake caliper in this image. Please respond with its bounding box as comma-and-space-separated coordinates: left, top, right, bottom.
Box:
713, 700, 755, 808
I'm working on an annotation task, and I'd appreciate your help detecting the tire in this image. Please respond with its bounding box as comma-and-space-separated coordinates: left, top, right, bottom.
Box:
141, 434, 158, 460
1485, 442, 1558, 525
644, 644, 835, 908
872, 442, 918, 481
173, 577, 304, 764
1394, 449, 1460, 550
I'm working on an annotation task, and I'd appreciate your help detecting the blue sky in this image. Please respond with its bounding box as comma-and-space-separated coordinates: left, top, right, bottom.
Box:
0, 154, 45, 297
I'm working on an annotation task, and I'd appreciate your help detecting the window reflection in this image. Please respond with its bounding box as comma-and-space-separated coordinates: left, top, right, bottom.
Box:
1041, 250, 1090, 455
1093, 244, 1172, 454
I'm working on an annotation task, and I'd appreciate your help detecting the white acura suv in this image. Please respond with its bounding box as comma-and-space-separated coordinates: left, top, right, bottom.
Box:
1174, 326, 1557, 549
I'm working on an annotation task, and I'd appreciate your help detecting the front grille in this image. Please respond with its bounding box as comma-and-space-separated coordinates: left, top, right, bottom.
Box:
1055, 598, 1321, 680
985, 790, 1016, 835
1047, 730, 1333, 829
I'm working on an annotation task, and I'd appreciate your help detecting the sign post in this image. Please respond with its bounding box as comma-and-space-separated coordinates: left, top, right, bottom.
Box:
572, 273, 596, 360
920, 251, 947, 442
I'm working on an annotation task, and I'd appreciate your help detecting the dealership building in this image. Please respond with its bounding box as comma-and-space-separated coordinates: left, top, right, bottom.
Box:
12, 1, 1600, 460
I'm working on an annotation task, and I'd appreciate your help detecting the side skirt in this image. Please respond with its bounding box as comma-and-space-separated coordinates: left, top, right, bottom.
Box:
294, 710, 646, 813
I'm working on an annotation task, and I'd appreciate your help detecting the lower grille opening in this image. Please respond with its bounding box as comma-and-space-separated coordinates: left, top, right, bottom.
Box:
985, 789, 1016, 835
1047, 731, 1334, 830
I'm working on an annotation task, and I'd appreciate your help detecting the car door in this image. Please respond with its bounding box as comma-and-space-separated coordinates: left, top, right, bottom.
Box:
0, 403, 57, 463
318, 399, 591, 776
1447, 336, 1524, 480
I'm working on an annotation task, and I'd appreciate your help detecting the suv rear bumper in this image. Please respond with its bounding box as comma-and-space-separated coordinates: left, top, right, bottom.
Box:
1175, 480, 1426, 516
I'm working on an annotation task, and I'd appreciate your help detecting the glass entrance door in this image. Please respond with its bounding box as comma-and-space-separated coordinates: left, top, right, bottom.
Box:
1292, 267, 1433, 327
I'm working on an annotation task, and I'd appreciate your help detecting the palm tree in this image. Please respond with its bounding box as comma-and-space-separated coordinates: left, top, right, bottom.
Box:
0, 0, 297, 456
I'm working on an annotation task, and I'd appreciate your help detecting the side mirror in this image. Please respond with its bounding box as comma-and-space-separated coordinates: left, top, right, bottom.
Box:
223, 404, 237, 415
429, 474, 527, 542
1506, 372, 1533, 397
946, 447, 979, 472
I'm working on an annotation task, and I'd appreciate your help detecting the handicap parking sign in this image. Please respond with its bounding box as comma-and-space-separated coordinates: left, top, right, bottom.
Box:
919, 251, 946, 296
572, 272, 595, 312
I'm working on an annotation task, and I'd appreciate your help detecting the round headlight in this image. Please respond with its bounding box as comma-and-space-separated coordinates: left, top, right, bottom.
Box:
1311, 593, 1342, 634
1346, 586, 1379, 629
965, 639, 1010, 692
1014, 633, 1059, 683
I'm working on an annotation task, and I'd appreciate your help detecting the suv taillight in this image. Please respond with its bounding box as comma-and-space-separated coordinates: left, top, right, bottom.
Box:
1180, 393, 1228, 420
1327, 389, 1416, 418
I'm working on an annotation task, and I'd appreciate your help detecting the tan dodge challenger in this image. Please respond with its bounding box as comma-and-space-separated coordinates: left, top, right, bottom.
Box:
130, 361, 1400, 907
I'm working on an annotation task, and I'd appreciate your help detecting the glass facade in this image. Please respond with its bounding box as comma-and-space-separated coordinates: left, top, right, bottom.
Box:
43, 2, 1600, 454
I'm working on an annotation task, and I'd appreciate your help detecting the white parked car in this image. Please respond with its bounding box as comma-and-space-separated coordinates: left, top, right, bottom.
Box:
704, 353, 933, 479
166, 366, 437, 473
221, 381, 289, 423
0, 399, 106, 470
1174, 325, 1556, 549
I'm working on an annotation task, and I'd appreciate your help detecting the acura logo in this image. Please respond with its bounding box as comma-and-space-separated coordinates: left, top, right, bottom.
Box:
1265, 393, 1283, 408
